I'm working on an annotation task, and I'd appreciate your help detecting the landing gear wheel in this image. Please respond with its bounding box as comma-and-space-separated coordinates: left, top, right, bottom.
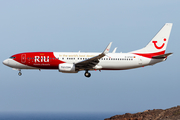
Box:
18, 72, 22, 76
84, 72, 91, 78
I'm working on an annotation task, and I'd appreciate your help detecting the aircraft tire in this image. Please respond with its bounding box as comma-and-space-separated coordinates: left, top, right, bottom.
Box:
84, 72, 91, 78
18, 72, 22, 76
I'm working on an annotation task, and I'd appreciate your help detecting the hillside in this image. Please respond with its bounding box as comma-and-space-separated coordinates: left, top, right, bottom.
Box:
105, 106, 180, 120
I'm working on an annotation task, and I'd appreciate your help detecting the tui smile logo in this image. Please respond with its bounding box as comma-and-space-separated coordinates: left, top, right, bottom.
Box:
152, 38, 166, 49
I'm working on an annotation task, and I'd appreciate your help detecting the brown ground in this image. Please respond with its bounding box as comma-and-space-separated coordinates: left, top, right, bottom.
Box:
105, 106, 180, 120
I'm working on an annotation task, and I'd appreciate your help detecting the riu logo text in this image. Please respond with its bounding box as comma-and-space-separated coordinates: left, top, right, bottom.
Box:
35, 56, 49, 62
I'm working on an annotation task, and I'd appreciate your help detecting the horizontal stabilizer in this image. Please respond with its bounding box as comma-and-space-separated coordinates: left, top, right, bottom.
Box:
152, 53, 173, 59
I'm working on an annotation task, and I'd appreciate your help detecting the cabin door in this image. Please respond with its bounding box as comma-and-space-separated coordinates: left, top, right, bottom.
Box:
21, 54, 26, 63
139, 57, 143, 65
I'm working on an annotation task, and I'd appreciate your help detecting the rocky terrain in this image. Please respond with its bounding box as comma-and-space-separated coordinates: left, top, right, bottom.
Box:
105, 106, 180, 120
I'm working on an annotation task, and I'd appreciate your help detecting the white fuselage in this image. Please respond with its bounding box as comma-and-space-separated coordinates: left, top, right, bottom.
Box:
53, 52, 164, 70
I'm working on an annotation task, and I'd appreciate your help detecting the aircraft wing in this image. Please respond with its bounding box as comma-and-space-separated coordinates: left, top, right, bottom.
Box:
75, 42, 112, 70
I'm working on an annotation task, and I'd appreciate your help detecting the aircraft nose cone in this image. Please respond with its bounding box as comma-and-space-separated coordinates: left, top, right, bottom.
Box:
3, 59, 9, 66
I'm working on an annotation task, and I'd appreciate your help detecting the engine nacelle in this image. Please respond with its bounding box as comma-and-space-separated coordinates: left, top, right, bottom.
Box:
59, 63, 78, 73
93, 65, 102, 70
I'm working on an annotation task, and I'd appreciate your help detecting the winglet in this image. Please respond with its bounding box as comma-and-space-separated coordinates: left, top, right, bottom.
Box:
103, 42, 112, 54
112, 47, 117, 53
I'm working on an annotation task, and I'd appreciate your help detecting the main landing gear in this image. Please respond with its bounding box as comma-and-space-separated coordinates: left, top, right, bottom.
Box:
84, 70, 91, 78
18, 70, 22, 76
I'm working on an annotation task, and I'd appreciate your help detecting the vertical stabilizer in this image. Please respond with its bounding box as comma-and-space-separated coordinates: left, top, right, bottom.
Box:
131, 23, 173, 56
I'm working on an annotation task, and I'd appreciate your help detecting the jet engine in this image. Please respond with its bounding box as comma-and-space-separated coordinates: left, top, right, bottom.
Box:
59, 63, 78, 73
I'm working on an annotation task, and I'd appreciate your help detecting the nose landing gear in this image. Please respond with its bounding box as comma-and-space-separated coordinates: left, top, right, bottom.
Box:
84, 71, 91, 78
18, 70, 22, 76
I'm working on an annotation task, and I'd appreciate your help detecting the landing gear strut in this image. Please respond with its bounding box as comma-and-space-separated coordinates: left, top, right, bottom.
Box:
84, 71, 91, 78
18, 70, 22, 76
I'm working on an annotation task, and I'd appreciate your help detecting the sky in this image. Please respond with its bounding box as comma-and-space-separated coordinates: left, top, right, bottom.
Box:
0, 0, 180, 114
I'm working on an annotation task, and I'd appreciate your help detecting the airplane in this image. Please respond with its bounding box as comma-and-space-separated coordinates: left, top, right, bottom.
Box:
3, 23, 173, 78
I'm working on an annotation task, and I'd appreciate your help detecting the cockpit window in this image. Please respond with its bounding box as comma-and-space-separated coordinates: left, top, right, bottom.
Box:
9, 56, 16, 59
